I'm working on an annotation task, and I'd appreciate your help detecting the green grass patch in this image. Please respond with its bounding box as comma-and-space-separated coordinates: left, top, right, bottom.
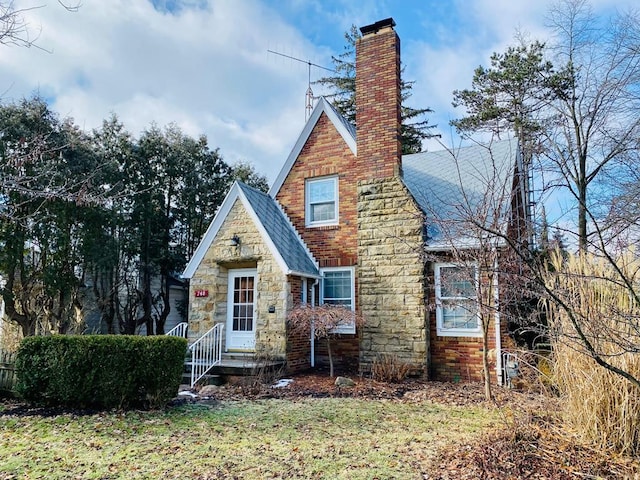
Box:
0, 398, 496, 479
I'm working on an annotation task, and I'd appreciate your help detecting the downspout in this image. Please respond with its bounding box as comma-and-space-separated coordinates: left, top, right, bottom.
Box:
493, 256, 503, 386
302, 278, 308, 305
310, 278, 319, 367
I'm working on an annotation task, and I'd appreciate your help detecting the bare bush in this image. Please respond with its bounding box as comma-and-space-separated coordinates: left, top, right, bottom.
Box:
239, 348, 286, 395
371, 354, 411, 383
288, 304, 364, 377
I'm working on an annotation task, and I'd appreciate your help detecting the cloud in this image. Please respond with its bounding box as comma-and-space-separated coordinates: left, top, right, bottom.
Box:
2, 0, 638, 184
2, 0, 330, 183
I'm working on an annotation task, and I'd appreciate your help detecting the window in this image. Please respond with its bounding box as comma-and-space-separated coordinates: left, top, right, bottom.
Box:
321, 267, 355, 334
435, 263, 481, 337
306, 176, 338, 226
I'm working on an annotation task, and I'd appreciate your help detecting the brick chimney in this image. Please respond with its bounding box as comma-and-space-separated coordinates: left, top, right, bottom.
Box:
356, 18, 402, 179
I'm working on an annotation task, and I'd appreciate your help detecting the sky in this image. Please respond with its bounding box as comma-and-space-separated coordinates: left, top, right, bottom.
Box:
0, 0, 634, 195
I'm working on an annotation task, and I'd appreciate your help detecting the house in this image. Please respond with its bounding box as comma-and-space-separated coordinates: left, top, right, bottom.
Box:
183, 18, 527, 383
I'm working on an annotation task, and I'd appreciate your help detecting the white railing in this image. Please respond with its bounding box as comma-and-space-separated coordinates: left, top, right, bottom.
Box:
189, 323, 224, 387
166, 322, 188, 338
502, 352, 519, 388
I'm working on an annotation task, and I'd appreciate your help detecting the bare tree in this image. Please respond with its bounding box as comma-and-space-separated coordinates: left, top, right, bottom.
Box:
453, 0, 640, 253
0, 1, 80, 50
415, 138, 526, 400
449, 0, 640, 396
543, 0, 640, 251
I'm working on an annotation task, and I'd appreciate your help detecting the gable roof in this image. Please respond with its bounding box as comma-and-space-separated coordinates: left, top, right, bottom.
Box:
402, 138, 520, 248
183, 181, 319, 279
269, 97, 357, 197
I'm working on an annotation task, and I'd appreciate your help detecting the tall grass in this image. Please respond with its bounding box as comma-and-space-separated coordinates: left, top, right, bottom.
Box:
545, 250, 640, 455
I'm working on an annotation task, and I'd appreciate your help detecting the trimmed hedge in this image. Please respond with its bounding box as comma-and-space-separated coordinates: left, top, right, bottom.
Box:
15, 335, 187, 409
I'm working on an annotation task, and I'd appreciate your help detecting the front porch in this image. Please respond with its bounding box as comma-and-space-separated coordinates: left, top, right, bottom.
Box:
185, 352, 285, 383
168, 322, 286, 387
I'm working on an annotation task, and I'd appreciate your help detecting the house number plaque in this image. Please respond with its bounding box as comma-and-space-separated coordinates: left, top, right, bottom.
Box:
194, 289, 209, 298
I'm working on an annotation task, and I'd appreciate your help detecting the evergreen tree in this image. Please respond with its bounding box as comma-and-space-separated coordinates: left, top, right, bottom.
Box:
230, 160, 269, 193
315, 25, 434, 154
0, 97, 97, 336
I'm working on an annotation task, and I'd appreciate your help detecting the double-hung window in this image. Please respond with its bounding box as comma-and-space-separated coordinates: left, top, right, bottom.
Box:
321, 267, 355, 334
306, 176, 338, 226
435, 263, 481, 337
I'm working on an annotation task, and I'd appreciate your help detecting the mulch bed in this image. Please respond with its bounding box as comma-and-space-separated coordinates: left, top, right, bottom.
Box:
189, 372, 546, 409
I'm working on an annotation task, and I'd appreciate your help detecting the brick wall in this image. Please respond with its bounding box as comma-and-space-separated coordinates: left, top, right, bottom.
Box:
286, 276, 310, 373
426, 259, 513, 383
275, 113, 359, 268
275, 112, 361, 364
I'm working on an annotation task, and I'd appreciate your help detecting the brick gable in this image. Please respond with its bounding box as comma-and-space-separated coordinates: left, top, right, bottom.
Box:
275, 112, 359, 267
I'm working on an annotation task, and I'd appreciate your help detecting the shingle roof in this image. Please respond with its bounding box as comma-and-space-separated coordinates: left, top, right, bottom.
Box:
238, 183, 319, 277
402, 139, 519, 246
323, 98, 356, 140
183, 181, 319, 279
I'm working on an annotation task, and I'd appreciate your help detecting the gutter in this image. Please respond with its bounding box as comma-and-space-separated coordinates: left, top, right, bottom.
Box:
287, 269, 322, 280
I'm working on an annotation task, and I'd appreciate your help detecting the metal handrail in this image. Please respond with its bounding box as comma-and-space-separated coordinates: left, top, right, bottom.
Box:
189, 323, 224, 387
502, 352, 519, 388
166, 322, 188, 338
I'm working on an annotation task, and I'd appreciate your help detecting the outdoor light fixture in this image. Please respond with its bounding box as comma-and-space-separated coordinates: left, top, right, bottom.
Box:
230, 234, 241, 247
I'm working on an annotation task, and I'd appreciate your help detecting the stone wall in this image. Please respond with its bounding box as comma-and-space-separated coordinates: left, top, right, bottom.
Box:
357, 177, 427, 373
188, 199, 289, 358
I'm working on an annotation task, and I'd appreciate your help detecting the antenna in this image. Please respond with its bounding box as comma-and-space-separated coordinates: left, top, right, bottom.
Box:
268, 49, 334, 121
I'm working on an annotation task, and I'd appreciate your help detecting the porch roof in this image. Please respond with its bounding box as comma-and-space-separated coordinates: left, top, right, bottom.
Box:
183, 181, 319, 279
237, 183, 319, 277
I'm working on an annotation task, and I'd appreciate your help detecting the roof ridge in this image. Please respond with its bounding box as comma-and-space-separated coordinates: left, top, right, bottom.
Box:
269, 97, 356, 197
402, 137, 517, 160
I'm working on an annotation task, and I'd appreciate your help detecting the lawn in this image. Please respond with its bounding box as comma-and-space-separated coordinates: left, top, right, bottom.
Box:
0, 397, 496, 479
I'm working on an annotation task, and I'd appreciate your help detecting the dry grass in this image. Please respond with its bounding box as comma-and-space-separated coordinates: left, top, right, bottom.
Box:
553, 343, 640, 455
545, 250, 640, 456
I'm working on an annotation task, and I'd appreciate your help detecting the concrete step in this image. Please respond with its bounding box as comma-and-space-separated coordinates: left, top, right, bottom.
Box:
183, 352, 285, 378
181, 372, 223, 386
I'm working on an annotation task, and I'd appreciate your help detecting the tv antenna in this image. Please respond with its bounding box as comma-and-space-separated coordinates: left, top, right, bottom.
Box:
268, 49, 335, 121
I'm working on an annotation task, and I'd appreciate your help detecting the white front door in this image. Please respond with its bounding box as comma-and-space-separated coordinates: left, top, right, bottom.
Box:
226, 269, 257, 351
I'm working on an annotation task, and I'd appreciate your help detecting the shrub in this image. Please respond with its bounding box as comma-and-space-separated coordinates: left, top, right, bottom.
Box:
371, 354, 411, 383
288, 304, 365, 377
15, 335, 187, 409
